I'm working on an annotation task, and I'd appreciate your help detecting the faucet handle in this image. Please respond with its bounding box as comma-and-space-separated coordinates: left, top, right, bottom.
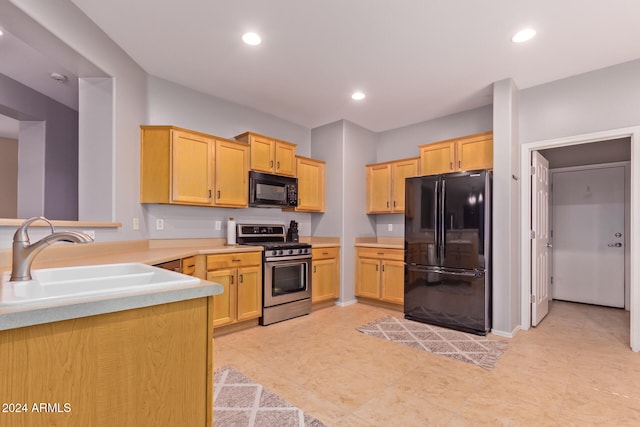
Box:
14, 216, 55, 243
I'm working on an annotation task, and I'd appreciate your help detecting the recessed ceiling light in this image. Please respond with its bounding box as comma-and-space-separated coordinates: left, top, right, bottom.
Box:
242, 32, 262, 46
50, 72, 68, 83
0, 29, 4, 36
512, 28, 536, 43
351, 92, 366, 101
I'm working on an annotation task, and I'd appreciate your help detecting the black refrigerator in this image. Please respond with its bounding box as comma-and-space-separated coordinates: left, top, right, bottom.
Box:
404, 170, 491, 335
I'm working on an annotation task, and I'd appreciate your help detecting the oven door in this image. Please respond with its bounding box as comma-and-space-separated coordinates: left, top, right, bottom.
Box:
263, 257, 312, 307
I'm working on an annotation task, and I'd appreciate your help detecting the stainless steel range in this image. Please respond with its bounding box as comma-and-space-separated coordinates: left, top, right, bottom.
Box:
236, 224, 312, 325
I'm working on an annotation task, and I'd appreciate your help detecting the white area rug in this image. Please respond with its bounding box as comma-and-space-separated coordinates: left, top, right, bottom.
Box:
357, 315, 508, 370
214, 366, 326, 427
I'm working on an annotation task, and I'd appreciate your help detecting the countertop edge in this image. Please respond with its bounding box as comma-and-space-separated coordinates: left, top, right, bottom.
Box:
0, 281, 223, 331
354, 243, 404, 249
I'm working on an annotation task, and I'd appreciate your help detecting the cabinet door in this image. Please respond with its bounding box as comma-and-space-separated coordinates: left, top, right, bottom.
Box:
312, 258, 336, 303
457, 133, 493, 171
275, 142, 296, 176
297, 157, 325, 212
381, 260, 405, 304
391, 158, 419, 213
366, 164, 391, 213
420, 141, 455, 176
215, 139, 248, 207
207, 269, 235, 327
250, 135, 274, 172
171, 130, 213, 204
356, 258, 381, 299
236, 266, 262, 321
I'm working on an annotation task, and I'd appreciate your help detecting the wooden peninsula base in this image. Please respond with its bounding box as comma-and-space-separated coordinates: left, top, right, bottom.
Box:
0, 297, 214, 427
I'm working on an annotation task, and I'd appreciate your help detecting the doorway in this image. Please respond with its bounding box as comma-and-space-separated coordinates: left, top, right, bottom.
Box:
519, 126, 640, 352
550, 163, 628, 308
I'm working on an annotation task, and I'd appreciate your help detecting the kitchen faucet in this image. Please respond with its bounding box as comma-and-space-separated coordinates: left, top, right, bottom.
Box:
10, 217, 94, 281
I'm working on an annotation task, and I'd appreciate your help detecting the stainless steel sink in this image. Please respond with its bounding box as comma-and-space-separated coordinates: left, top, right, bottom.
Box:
0, 263, 200, 306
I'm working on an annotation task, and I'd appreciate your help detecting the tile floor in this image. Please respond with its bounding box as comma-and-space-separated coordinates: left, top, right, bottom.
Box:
214, 301, 640, 426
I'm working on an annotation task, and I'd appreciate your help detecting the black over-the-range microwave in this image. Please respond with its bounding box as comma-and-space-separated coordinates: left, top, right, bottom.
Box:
249, 171, 298, 208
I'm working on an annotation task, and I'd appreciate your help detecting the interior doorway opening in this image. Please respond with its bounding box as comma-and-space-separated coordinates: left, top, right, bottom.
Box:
519, 126, 640, 351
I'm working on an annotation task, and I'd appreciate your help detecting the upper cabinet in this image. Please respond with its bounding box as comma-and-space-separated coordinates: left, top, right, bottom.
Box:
366, 157, 419, 214
294, 156, 326, 212
140, 126, 249, 208
419, 131, 493, 175
235, 132, 296, 177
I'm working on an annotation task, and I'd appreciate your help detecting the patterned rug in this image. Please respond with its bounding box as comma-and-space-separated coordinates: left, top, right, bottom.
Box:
356, 316, 508, 370
214, 366, 326, 427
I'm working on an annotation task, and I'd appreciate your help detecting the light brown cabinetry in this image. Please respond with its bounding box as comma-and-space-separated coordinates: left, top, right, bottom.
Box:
312, 247, 340, 303
366, 157, 419, 214
235, 132, 296, 177
355, 247, 404, 306
419, 131, 493, 175
0, 298, 214, 427
294, 156, 326, 212
140, 126, 249, 208
206, 252, 262, 327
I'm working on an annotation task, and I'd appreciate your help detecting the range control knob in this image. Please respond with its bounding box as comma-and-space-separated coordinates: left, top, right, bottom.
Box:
277, 250, 283, 255
288, 249, 294, 255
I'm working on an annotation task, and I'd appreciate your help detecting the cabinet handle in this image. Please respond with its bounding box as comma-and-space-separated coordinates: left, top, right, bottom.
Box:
208, 189, 212, 198
382, 264, 385, 272
313, 266, 317, 273
239, 274, 243, 284
322, 252, 329, 255
277, 161, 280, 169
230, 275, 234, 285
217, 190, 221, 198
270, 160, 274, 168
450, 161, 453, 170
386, 201, 389, 208
458, 160, 461, 168
377, 252, 384, 256
376, 264, 378, 272
393, 200, 396, 207
232, 259, 241, 262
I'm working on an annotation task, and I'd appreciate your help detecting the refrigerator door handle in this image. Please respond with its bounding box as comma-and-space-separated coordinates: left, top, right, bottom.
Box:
440, 178, 446, 262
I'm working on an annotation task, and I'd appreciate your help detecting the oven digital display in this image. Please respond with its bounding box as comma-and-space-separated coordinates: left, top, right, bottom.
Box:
272, 263, 307, 296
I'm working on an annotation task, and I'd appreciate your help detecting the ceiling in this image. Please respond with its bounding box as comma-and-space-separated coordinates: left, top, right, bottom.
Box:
5, 1, 640, 135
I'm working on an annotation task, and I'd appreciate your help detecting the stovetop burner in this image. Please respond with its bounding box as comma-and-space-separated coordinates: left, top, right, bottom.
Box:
236, 223, 311, 257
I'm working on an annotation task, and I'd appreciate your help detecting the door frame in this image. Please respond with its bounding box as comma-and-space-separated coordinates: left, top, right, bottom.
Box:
519, 126, 640, 351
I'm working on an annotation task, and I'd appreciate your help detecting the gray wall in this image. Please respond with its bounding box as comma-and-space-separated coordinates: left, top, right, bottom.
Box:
520, 58, 640, 144
144, 76, 314, 239
0, 72, 78, 220
0, 136, 18, 218
374, 105, 494, 237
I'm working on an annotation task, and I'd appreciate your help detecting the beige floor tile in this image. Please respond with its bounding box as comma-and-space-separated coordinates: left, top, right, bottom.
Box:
213, 299, 637, 426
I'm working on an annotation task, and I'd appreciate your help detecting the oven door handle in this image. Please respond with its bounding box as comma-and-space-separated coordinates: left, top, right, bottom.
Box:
264, 255, 312, 263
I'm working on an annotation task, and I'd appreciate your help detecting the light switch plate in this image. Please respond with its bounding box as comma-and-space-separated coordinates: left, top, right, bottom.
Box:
388, 224, 393, 231
215, 220, 222, 231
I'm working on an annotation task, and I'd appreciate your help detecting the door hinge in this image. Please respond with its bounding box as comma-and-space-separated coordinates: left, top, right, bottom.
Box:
530, 294, 536, 303
530, 230, 536, 239
531, 166, 536, 175
550, 276, 554, 285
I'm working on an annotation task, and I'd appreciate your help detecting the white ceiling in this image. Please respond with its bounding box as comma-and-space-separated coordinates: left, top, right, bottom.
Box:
10, 0, 640, 134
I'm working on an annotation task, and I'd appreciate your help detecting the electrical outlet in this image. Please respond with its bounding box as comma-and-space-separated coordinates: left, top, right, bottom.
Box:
215, 220, 222, 231
156, 219, 164, 230
82, 230, 96, 240
388, 224, 393, 231
133, 217, 139, 230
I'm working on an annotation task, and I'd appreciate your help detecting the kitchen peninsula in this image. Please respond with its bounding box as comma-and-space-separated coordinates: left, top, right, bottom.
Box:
0, 239, 251, 427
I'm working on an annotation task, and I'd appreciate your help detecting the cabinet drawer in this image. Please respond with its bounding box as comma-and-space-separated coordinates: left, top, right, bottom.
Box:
357, 247, 403, 261
182, 256, 196, 276
206, 252, 262, 270
312, 247, 339, 260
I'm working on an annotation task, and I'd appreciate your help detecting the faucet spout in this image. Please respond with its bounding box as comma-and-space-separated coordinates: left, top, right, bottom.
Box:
9, 217, 94, 282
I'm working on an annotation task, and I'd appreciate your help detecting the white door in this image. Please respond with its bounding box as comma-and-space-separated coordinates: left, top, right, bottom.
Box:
531, 152, 550, 326
552, 166, 625, 307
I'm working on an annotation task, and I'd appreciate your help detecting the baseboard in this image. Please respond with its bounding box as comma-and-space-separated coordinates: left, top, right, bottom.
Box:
335, 299, 358, 307
490, 325, 521, 338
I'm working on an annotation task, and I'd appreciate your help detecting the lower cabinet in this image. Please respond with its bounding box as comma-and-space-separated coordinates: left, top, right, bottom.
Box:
355, 247, 404, 306
311, 247, 340, 303
206, 252, 262, 327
